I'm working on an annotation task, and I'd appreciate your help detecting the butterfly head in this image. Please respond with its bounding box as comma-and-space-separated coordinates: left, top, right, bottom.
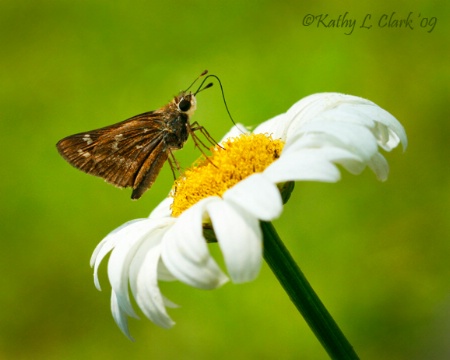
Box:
175, 92, 197, 117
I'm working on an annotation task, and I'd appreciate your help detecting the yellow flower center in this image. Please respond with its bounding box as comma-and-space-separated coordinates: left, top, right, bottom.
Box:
170, 133, 285, 217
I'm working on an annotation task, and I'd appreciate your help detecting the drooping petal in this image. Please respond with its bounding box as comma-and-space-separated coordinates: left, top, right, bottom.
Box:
162, 295, 179, 308
263, 93, 408, 183
206, 200, 262, 283
161, 197, 229, 289
107, 219, 173, 320
367, 152, 390, 181
283, 93, 407, 152
223, 173, 283, 221
91, 218, 148, 291
157, 260, 178, 282
285, 121, 379, 162
338, 102, 408, 151
128, 222, 176, 329
373, 117, 407, 151
111, 290, 134, 340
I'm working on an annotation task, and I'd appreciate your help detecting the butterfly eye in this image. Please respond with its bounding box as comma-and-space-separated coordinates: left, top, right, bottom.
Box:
178, 98, 191, 112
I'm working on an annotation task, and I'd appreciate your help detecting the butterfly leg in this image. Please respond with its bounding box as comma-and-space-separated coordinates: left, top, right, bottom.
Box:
189, 122, 223, 148
167, 149, 181, 181
187, 122, 221, 168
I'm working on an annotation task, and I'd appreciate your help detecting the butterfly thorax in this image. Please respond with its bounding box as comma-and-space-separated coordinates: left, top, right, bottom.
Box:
157, 92, 197, 150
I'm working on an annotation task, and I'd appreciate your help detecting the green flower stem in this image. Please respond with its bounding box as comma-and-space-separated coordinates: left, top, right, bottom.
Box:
261, 221, 359, 360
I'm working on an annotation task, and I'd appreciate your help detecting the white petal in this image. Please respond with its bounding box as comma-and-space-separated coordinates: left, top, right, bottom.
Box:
288, 146, 368, 176
284, 93, 407, 152
319, 102, 377, 127
129, 226, 175, 329
161, 197, 229, 289
347, 102, 407, 151
223, 173, 283, 221
149, 197, 173, 219
111, 290, 134, 340
271, 93, 407, 183
285, 120, 379, 162
253, 113, 289, 141
206, 200, 262, 283
157, 260, 178, 282
91, 219, 148, 291
107, 219, 174, 319
162, 295, 179, 309
219, 124, 249, 143
368, 152, 390, 181
373, 117, 407, 151
284, 93, 347, 134
264, 148, 345, 183
326, 101, 407, 151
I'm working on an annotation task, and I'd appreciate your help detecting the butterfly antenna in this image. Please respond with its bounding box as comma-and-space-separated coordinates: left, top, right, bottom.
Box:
194, 74, 240, 131
184, 70, 208, 92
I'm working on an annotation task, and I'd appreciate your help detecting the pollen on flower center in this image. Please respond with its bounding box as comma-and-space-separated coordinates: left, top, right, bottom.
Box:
170, 133, 285, 217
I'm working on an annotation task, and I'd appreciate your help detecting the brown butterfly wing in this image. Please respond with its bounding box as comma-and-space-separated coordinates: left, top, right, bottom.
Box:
56, 111, 169, 193
131, 139, 169, 199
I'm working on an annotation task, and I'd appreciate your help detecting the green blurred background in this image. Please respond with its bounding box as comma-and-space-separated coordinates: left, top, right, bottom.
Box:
1, 1, 449, 359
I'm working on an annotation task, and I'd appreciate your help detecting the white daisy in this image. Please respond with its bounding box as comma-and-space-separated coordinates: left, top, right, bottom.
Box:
91, 92, 407, 338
